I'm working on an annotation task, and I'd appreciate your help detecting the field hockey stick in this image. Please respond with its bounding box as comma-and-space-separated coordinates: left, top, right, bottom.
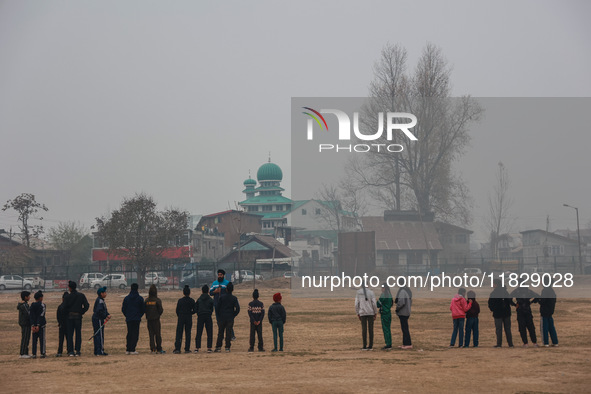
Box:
87, 319, 109, 343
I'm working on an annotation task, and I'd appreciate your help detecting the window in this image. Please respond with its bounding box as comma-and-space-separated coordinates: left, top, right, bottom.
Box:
301, 209, 307, 215
383, 251, 400, 265
263, 205, 273, 211
407, 251, 422, 265
315, 208, 321, 215
275, 205, 283, 211
455, 234, 467, 244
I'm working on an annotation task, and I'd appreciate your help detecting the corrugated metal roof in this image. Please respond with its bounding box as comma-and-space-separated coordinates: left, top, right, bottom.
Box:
360, 216, 443, 251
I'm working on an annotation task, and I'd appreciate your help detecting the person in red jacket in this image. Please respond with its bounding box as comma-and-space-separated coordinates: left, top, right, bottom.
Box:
464, 290, 480, 347
449, 288, 472, 348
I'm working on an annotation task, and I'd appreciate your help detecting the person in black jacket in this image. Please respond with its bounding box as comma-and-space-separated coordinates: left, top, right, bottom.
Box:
64, 281, 90, 356
92, 287, 111, 356
534, 284, 559, 346
511, 287, 540, 347
214, 282, 240, 352
145, 284, 165, 354
248, 289, 265, 352
268, 292, 286, 352
488, 280, 514, 348
122, 283, 145, 355
30, 291, 47, 358
174, 285, 195, 354
17, 290, 32, 359
56, 291, 68, 357
194, 284, 214, 353
464, 290, 480, 348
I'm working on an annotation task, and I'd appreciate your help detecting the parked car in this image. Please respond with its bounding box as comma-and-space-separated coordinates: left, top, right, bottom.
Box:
283, 271, 298, 279
462, 268, 483, 275
145, 272, 168, 286
91, 274, 128, 289
231, 270, 263, 282
180, 270, 213, 288
24, 276, 45, 289
0, 275, 33, 290
79, 273, 105, 289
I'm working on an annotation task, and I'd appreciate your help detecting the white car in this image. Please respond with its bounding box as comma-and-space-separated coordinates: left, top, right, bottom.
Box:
145, 272, 168, 286
232, 270, 263, 282
79, 273, 105, 289
24, 276, 45, 289
91, 274, 128, 289
0, 275, 33, 291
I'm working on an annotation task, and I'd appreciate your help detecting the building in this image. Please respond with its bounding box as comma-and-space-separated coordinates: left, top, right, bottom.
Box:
195, 210, 262, 249
360, 211, 442, 274
434, 222, 473, 265
521, 229, 580, 271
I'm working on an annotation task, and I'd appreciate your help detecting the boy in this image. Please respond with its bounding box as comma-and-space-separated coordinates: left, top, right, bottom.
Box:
174, 285, 195, 354
17, 290, 32, 359
145, 284, 165, 354
268, 292, 286, 352
464, 290, 480, 347
214, 282, 239, 352
122, 283, 145, 355
92, 287, 111, 356
247, 289, 265, 352
534, 283, 559, 347
511, 287, 540, 347
194, 284, 214, 353
64, 280, 90, 357
30, 290, 47, 359
449, 288, 472, 348
56, 291, 68, 357
488, 280, 515, 348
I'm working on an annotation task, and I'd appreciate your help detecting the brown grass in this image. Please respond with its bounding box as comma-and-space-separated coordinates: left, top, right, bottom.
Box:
0, 286, 590, 393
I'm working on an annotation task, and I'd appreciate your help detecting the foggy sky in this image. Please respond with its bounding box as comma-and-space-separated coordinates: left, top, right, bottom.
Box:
1, 0, 590, 243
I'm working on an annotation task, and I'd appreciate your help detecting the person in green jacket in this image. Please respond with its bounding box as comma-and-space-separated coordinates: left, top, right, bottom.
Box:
377, 284, 393, 350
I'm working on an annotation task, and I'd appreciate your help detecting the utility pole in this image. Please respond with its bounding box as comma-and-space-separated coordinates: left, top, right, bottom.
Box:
563, 204, 583, 274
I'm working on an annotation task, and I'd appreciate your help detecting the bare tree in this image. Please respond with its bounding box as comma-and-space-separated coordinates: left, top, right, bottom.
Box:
95, 193, 188, 288
316, 182, 366, 232
351, 43, 482, 225
2, 193, 48, 247
47, 221, 88, 265
487, 162, 513, 260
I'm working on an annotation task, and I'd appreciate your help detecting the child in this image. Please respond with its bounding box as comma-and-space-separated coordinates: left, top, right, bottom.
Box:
355, 285, 378, 351
30, 290, 47, 359
92, 287, 111, 356
214, 282, 240, 352
56, 291, 68, 357
464, 290, 480, 348
377, 285, 393, 350
145, 284, 165, 354
535, 283, 559, 347
268, 292, 286, 352
511, 287, 540, 347
17, 290, 31, 359
449, 288, 472, 348
194, 284, 214, 353
247, 289, 265, 352
174, 285, 195, 354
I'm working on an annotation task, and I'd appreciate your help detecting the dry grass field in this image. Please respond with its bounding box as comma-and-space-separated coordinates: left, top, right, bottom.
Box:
1, 280, 590, 393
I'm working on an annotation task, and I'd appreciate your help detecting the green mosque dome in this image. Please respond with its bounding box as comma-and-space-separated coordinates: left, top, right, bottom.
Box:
243, 177, 257, 186
257, 162, 283, 182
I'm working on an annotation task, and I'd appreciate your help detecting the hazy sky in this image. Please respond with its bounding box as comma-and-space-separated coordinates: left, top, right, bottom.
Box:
1, 0, 590, 243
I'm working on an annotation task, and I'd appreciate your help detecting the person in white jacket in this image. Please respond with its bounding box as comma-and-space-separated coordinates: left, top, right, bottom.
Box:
355, 285, 378, 350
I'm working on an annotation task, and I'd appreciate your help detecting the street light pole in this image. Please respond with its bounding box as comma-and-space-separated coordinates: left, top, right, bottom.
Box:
563, 204, 583, 274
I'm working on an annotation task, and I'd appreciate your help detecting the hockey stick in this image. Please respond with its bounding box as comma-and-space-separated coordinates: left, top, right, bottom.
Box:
88, 319, 109, 343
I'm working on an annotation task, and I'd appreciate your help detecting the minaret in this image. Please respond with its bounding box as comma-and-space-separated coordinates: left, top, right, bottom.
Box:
242, 170, 256, 199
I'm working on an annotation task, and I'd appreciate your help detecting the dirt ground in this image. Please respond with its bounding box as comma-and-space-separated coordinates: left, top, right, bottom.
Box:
1, 281, 590, 393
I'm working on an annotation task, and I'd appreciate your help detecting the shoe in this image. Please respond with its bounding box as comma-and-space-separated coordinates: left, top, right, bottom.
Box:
271, 349, 278, 352
279, 349, 283, 352
126, 351, 131, 355
158, 350, 166, 354
493, 345, 501, 348
184, 350, 191, 354
207, 349, 213, 353
214, 348, 221, 353
225, 348, 231, 353
462, 346, 468, 348
361, 347, 368, 351
401, 345, 413, 350
173, 350, 181, 354
129, 351, 139, 355
544, 344, 550, 347
231, 336, 236, 341
248, 348, 254, 353
509, 346, 514, 348
55, 354, 62, 358
367, 347, 373, 351
75, 352, 81, 357
31, 355, 37, 359
258, 348, 265, 352
382, 346, 392, 350
194, 349, 200, 353
100, 352, 108, 356
552, 344, 559, 347
533, 343, 539, 348
68, 353, 76, 357
40, 354, 46, 359
19, 355, 31, 359
523, 344, 529, 348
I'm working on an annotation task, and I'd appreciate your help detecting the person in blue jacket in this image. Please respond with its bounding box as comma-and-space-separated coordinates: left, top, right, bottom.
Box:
92, 287, 111, 356
122, 283, 145, 355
